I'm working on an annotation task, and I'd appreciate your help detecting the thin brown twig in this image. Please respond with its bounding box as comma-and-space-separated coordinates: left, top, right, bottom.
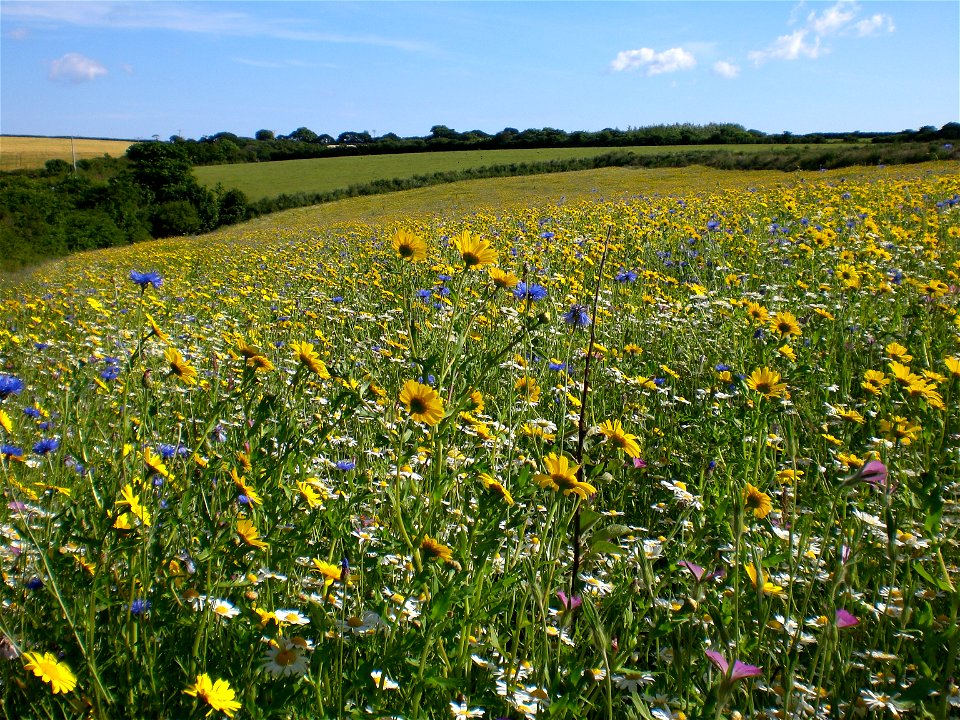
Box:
571, 225, 613, 602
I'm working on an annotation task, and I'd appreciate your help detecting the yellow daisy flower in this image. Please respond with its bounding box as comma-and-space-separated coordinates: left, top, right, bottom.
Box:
744, 483, 772, 519
399, 380, 445, 426
164, 348, 198, 386
184, 673, 241, 718
597, 419, 641, 458
23, 651, 77, 694
453, 230, 497, 269
391, 228, 428, 262
291, 341, 330, 378
534, 453, 595, 500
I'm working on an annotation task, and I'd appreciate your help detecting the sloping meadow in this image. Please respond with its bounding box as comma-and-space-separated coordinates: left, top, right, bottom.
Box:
1, 168, 959, 719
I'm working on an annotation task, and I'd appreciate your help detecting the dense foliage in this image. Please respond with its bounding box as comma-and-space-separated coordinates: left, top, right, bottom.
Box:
1, 167, 958, 719
169, 122, 960, 166
0, 148, 250, 272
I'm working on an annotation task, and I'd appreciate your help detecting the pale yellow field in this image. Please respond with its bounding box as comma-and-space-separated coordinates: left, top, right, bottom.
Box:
0, 135, 134, 171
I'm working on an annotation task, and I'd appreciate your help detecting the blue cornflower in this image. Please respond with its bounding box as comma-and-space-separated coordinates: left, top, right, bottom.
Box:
548, 360, 567, 371
23, 407, 41, 419
100, 366, 121, 381
336, 460, 356, 471
130, 599, 152, 615
437, 274, 452, 282
33, 437, 60, 455
129, 270, 163, 290
563, 304, 591, 328
513, 282, 548, 302
0, 374, 24, 399
158, 443, 180, 460
715, 364, 731, 372
331, 296, 344, 303
210, 425, 227, 443
25, 577, 44, 590
615, 269, 638, 283
415, 288, 432, 301
1, 444, 23, 458
707, 219, 720, 231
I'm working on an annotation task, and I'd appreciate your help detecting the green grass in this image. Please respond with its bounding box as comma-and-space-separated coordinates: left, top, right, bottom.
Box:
193, 144, 851, 201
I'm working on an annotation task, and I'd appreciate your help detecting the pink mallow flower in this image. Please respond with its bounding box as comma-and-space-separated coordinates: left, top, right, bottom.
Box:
556, 590, 582, 612
679, 560, 724, 584
705, 650, 762, 683
835, 609, 859, 628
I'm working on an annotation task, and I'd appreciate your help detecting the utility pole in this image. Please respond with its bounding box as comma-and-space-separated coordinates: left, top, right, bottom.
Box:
70, 136, 77, 172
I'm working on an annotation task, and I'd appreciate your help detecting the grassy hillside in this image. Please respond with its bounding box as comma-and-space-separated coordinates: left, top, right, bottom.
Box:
192, 143, 848, 201
0, 135, 135, 171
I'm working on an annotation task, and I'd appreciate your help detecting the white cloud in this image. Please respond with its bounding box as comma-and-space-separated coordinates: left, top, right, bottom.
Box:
808, 3, 857, 35
749, 2, 893, 65
855, 14, 895, 36
6, 27, 29, 40
748, 29, 822, 64
713, 60, 740, 79
48, 53, 108, 82
611, 47, 696, 76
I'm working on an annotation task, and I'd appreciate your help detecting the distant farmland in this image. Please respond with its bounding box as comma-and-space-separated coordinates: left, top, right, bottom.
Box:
193, 143, 837, 201
0, 136, 135, 171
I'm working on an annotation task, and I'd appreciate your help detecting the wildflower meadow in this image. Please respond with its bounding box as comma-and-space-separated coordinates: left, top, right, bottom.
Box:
1, 166, 959, 719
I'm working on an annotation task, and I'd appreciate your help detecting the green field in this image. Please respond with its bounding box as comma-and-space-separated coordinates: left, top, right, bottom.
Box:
193, 144, 842, 200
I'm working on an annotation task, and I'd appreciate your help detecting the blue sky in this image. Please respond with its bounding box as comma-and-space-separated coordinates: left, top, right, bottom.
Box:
2, 1, 957, 140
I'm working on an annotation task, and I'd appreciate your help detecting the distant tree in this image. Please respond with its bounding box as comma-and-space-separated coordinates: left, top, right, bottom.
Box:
288, 127, 319, 143
43, 159, 73, 175
216, 186, 250, 226
151, 200, 201, 237
430, 125, 459, 140
255, 129, 275, 141
938, 122, 960, 139
126, 142, 195, 203
337, 131, 372, 144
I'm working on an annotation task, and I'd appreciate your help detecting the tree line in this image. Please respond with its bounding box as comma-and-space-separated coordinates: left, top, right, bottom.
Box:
1, 122, 957, 273
168, 122, 960, 166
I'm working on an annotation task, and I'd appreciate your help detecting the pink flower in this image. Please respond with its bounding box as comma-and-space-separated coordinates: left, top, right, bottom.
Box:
835, 609, 859, 628
556, 590, 582, 611
859, 460, 888, 488
633, 457, 648, 469
705, 650, 761, 682
679, 560, 724, 584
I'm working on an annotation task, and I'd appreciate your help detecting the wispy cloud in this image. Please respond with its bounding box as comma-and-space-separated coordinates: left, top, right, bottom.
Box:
713, 60, 740, 79
0, 1, 430, 52
748, 29, 822, 64
232, 58, 334, 70
749, 1, 893, 65
855, 14, 895, 37
48, 52, 108, 82
610, 47, 696, 76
